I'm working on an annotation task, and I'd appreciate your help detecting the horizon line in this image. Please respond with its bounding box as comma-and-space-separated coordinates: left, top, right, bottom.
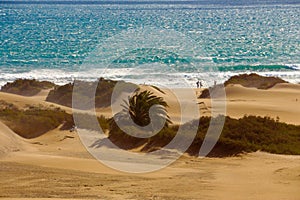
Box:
1, 0, 300, 5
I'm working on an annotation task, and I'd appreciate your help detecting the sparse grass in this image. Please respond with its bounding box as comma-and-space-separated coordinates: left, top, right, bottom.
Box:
1, 79, 55, 96
0, 100, 17, 110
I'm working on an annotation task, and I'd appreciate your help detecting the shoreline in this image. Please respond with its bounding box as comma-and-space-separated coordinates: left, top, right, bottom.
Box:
1, 68, 300, 90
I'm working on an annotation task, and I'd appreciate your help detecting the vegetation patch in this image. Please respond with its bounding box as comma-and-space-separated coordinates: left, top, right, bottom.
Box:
0, 105, 71, 139
0, 101, 110, 139
108, 115, 300, 157
46, 78, 137, 109
1, 79, 55, 96
225, 73, 287, 89
189, 115, 300, 156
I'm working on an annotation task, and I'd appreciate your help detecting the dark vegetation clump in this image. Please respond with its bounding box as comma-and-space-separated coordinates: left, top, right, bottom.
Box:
108, 89, 172, 149
108, 122, 149, 149
188, 116, 300, 156
225, 73, 287, 89
46, 83, 73, 107
108, 115, 300, 157
0, 102, 110, 139
46, 78, 137, 109
1, 79, 55, 96
199, 88, 210, 99
0, 105, 71, 139
199, 84, 224, 98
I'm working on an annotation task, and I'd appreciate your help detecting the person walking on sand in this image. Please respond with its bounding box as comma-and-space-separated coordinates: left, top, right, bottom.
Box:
196, 80, 200, 88
200, 81, 203, 88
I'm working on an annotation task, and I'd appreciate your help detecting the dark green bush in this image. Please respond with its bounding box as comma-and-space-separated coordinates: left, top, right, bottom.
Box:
0, 106, 70, 138
0, 103, 110, 139
108, 115, 300, 157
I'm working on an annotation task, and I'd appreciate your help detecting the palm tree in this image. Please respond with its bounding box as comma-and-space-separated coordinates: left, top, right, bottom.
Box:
114, 90, 172, 129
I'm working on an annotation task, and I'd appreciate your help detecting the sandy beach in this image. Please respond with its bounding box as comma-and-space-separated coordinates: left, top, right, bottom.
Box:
0, 82, 300, 199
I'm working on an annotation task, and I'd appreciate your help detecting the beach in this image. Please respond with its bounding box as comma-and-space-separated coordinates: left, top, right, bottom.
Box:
1, 1, 300, 199
0, 80, 300, 199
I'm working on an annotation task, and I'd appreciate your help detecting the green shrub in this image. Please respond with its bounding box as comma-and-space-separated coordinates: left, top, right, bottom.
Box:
0, 106, 70, 138
0, 103, 110, 139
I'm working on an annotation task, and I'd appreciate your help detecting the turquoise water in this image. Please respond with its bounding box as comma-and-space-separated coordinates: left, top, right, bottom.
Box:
1, 1, 300, 87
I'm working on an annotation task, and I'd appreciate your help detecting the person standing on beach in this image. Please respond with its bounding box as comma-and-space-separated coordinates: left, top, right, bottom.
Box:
196, 81, 200, 88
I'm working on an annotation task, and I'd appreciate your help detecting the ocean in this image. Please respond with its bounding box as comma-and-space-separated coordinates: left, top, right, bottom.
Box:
1, 0, 300, 88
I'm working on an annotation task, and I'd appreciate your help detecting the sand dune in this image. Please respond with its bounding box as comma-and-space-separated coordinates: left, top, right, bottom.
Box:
271, 83, 300, 90
1, 149, 300, 199
1, 120, 300, 199
224, 83, 300, 124
0, 91, 73, 113
136, 83, 300, 125
0, 122, 33, 156
0, 83, 300, 199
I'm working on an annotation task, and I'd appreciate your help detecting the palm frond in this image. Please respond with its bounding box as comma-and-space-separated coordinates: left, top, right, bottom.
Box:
115, 89, 172, 128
